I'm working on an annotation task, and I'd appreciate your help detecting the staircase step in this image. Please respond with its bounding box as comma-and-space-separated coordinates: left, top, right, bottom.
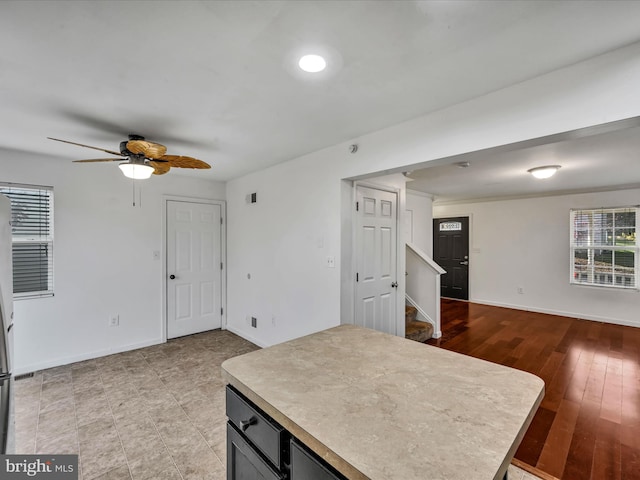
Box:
405, 305, 418, 324
406, 320, 434, 343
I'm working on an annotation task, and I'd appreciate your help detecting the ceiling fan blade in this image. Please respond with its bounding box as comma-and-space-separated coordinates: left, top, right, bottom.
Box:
148, 160, 171, 175
159, 155, 211, 169
126, 139, 167, 159
54, 109, 212, 148
48, 137, 122, 156
72, 158, 125, 163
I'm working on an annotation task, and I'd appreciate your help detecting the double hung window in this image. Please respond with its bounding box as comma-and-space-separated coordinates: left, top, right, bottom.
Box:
570, 207, 638, 289
0, 184, 54, 298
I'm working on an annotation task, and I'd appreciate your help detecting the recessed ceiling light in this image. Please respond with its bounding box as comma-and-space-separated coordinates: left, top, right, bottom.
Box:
528, 165, 561, 179
298, 54, 326, 73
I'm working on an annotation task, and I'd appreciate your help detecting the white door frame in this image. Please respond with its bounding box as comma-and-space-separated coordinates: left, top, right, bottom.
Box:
161, 195, 226, 342
351, 181, 405, 337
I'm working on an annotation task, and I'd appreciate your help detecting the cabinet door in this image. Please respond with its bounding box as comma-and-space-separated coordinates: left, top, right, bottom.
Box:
227, 423, 282, 480
290, 439, 345, 480
226, 386, 287, 468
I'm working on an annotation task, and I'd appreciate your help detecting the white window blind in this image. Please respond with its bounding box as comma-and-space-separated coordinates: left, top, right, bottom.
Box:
0, 184, 54, 298
570, 207, 638, 289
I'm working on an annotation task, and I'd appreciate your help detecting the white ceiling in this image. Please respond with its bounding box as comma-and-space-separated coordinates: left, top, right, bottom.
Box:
2, 1, 640, 181
405, 121, 640, 204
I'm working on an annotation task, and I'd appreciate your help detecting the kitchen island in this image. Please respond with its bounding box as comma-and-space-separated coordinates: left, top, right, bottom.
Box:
221, 325, 544, 480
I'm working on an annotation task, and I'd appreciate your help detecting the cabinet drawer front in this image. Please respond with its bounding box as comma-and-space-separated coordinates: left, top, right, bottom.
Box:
227, 423, 283, 480
290, 439, 345, 480
226, 386, 286, 468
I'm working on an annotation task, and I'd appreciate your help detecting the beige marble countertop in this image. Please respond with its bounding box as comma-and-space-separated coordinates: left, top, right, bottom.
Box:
221, 325, 544, 480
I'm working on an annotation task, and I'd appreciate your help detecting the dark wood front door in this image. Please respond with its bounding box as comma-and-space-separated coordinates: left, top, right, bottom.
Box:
433, 217, 469, 300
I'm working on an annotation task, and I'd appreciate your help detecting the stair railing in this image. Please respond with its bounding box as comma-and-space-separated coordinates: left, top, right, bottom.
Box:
405, 242, 445, 338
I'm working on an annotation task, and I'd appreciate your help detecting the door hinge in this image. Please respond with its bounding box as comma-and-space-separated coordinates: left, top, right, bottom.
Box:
221, 308, 224, 315
220, 262, 223, 270
356, 201, 359, 211
356, 272, 359, 282
220, 217, 223, 225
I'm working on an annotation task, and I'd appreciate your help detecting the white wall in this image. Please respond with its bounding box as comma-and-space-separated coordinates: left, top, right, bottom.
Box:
9, 43, 640, 373
434, 189, 640, 327
2, 151, 225, 374
226, 154, 342, 346
226, 42, 640, 347
226, 169, 410, 346
406, 190, 434, 254
405, 244, 444, 337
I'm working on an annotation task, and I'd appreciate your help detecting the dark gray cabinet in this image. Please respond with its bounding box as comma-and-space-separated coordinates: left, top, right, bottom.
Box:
226, 386, 287, 469
227, 423, 282, 480
226, 386, 346, 480
290, 439, 343, 480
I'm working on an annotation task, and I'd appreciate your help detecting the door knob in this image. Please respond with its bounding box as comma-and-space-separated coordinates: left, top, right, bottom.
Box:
391, 281, 398, 288
169, 274, 176, 280
459, 261, 469, 266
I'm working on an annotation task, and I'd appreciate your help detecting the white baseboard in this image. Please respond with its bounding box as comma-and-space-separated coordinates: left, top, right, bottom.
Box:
14, 338, 164, 376
15, 324, 274, 376
472, 298, 640, 329
226, 324, 269, 348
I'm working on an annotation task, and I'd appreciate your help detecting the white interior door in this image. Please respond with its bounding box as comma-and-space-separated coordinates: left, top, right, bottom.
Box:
355, 186, 398, 335
167, 200, 222, 339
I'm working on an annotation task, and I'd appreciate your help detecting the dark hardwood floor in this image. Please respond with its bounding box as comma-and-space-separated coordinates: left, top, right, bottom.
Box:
427, 299, 640, 480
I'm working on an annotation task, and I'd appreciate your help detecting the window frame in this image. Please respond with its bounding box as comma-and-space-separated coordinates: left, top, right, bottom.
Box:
0, 182, 54, 299
569, 206, 639, 290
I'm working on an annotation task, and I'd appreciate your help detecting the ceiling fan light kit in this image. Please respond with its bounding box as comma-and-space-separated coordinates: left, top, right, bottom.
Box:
48, 134, 211, 180
119, 162, 154, 179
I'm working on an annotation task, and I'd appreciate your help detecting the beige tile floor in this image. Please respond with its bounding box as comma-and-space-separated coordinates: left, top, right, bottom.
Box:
14, 329, 543, 480
14, 329, 258, 480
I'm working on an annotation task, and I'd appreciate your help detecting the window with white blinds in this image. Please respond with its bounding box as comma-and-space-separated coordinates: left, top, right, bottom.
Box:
0, 184, 54, 298
570, 207, 638, 289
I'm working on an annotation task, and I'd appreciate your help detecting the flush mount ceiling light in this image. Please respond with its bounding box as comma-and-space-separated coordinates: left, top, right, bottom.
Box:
119, 162, 154, 180
528, 165, 561, 179
298, 54, 326, 73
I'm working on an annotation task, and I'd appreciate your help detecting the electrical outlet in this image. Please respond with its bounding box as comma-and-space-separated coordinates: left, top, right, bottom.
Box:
517, 287, 524, 294
251, 317, 257, 328
326, 256, 335, 268
109, 314, 119, 327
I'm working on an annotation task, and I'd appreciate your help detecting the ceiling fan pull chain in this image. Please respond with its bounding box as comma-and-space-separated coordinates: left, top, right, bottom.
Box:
132, 176, 136, 207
